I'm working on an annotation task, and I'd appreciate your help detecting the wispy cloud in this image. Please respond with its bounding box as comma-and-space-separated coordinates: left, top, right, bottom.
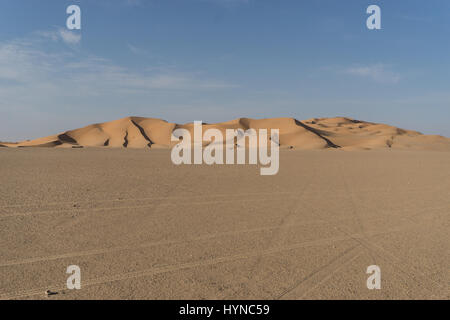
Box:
58, 29, 81, 45
127, 43, 147, 55
344, 64, 401, 84
36, 28, 81, 45
0, 30, 236, 140
0, 30, 234, 90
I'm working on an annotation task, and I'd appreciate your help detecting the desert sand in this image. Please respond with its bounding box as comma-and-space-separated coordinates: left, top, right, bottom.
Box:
3, 116, 450, 151
0, 145, 449, 299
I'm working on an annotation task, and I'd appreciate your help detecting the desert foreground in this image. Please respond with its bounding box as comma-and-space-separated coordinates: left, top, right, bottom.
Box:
0, 148, 449, 299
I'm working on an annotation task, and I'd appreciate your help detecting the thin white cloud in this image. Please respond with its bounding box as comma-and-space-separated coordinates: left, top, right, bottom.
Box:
344, 64, 400, 84
36, 28, 81, 45
58, 29, 81, 45
0, 30, 237, 140
127, 43, 146, 55
0, 30, 234, 91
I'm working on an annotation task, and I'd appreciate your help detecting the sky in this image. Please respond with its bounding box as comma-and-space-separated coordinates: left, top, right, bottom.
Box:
0, 0, 449, 141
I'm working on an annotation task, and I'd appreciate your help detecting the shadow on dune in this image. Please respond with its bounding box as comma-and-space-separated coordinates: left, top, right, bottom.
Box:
123, 131, 129, 148
18, 141, 63, 148
131, 119, 153, 148
294, 119, 341, 148
57, 133, 78, 145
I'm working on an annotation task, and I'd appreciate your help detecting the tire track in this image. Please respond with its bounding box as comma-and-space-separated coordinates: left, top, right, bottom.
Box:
0, 224, 416, 300
336, 161, 447, 293
275, 244, 363, 299
338, 161, 378, 264
336, 163, 449, 291
0, 194, 300, 218
0, 197, 443, 268
0, 216, 344, 268
276, 206, 448, 299
0, 191, 296, 210
274, 159, 448, 299
335, 225, 448, 299
245, 168, 318, 282
0, 186, 444, 210
7, 194, 446, 220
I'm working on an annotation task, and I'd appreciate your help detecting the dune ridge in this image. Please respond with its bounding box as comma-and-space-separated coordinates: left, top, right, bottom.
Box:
2, 116, 450, 151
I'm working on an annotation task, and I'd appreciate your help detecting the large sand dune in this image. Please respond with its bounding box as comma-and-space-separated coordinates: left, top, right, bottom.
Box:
3, 117, 450, 151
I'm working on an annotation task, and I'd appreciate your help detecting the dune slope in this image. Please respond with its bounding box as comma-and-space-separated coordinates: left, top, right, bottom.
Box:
3, 116, 450, 151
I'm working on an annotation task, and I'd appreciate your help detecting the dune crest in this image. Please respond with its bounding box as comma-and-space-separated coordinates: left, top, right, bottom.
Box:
3, 116, 450, 151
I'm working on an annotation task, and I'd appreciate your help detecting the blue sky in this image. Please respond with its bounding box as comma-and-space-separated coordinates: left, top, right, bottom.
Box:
0, 0, 449, 140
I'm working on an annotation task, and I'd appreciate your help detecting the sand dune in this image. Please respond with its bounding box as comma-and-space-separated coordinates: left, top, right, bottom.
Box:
3, 116, 450, 151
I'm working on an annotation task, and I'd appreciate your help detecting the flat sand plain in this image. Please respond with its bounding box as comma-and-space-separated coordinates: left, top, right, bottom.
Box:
0, 148, 448, 299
